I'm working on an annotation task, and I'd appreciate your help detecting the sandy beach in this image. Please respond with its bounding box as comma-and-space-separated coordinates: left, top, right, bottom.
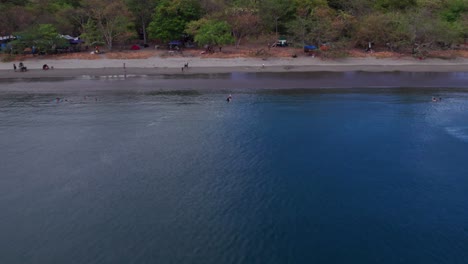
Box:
1, 56, 468, 79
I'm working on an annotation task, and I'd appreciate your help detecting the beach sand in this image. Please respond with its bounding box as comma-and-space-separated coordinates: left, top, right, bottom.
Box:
1, 56, 468, 80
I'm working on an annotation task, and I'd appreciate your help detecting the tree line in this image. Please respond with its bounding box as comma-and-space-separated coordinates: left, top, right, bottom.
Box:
1, 0, 467, 54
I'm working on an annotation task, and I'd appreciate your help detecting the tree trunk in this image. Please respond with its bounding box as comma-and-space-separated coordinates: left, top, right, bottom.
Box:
236, 37, 242, 48
142, 19, 147, 45
275, 18, 279, 39
106, 34, 113, 50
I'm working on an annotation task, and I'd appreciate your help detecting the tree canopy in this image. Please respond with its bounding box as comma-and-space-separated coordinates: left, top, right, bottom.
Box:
2, 0, 467, 53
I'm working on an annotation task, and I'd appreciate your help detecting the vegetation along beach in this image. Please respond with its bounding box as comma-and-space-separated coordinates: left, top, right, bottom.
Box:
1, 0, 468, 76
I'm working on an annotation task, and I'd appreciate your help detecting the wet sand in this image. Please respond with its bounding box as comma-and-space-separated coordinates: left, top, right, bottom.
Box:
1, 71, 467, 94
1, 57, 467, 93
1, 57, 468, 80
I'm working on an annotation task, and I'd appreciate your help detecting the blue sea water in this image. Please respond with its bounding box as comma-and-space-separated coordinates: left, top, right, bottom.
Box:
0, 77, 468, 263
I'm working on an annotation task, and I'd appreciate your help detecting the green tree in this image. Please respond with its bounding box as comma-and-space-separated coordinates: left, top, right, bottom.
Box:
440, 0, 467, 22
375, 0, 417, 11
327, 0, 374, 16
405, 8, 463, 50
80, 19, 104, 46
354, 12, 408, 50
186, 19, 234, 50
148, 0, 201, 42
288, 6, 352, 46
199, 0, 228, 14
125, 0, 157, 45
259, 0, 295, 38
11, 24, 68, 54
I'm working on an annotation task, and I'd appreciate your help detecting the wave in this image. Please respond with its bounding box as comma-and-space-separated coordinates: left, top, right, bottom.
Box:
445, 126, 468, 143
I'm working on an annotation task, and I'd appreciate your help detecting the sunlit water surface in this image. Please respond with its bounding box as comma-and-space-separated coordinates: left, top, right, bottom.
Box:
1, 77, 468, 264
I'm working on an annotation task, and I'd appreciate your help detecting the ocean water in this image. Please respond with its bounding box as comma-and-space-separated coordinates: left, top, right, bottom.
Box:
1, 76, 468, 264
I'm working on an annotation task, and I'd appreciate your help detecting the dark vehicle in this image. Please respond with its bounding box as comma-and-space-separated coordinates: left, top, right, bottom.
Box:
168, 40, 182, 50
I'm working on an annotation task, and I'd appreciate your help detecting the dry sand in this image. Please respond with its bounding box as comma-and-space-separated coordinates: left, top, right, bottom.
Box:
1, 56, 468, 79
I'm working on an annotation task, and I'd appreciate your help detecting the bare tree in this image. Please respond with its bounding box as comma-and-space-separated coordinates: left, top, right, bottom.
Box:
82, 0, 133, 50
224, 7, 260, 47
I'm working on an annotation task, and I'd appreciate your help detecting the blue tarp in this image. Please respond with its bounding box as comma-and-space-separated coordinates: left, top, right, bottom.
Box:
304, 45, 317, 51
169, 41, 182, 46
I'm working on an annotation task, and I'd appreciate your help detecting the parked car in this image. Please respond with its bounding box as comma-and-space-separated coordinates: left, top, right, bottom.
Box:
168, 40, 182, 50
273, 39, 288, 47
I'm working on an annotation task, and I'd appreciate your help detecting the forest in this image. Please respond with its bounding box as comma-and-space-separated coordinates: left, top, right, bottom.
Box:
1, 0, 467, 55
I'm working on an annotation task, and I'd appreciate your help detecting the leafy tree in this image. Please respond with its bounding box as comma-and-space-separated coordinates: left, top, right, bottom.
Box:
353, 12, 408, 50
374, 0, 417, 11
80, 19, 104, 46
199, 0, 228, 14
440, 0, 467, 22
148, 0, 201, 42
11, 24, 69, 53
405, 8, 463, 49
125, 0, 157, 45
288, 6, 352, 46
81, 0, 133, 50
0, 0, 29, 5
259, 0, 295, 38
327, 0, 374, 16
416, 0, 445, 10
186, 19, 234, 50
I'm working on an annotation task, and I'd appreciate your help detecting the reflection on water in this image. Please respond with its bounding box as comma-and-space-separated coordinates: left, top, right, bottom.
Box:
1, 71, 468, 89
1, 84, 468, 264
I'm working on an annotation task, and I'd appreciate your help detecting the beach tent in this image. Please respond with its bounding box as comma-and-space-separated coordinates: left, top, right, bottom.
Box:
60, 35, 83, 44
0, 35, 15, 42
304, 45, 317, 52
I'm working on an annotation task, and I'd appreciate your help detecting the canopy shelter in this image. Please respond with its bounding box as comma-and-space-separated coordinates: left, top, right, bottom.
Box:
304, 45, 317, 52
0, 35, 15, 42
60, 35, 83, 44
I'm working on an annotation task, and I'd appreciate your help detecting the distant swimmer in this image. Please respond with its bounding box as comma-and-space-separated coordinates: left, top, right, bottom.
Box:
226, 94, 232, 102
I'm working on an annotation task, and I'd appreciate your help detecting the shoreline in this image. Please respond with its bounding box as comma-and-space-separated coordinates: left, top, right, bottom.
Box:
1, 57, 468, 80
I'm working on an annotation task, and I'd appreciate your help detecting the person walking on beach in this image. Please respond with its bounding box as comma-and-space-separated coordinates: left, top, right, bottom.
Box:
13, 64, 17, 71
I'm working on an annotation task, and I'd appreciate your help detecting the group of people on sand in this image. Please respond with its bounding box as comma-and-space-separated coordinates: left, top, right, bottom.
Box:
181, 62, 189, 72
13, 62, 53, 72
13, 62, 27, 72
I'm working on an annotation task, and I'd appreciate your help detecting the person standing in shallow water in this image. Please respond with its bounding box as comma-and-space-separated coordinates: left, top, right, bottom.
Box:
226, 94, 232, 102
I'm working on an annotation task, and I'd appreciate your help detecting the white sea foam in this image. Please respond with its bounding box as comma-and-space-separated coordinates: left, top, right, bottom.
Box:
445, 127, 468, 142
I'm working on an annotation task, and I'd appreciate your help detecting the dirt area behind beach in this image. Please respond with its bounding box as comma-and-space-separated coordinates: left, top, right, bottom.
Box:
2, 43, 468, 63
